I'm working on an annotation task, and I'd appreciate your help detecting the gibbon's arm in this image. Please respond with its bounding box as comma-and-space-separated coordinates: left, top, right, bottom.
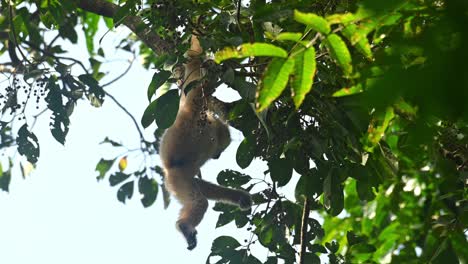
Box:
159, 36, 252, 250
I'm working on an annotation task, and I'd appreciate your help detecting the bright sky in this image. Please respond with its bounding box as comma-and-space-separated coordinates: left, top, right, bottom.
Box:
0, 24, 282, 263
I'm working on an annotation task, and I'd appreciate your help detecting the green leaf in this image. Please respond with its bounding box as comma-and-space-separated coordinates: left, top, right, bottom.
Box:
215, 43, 288, 63
295, 171, 324, 200
109, 172, 131, 187
100, 137, 122, 147
0, 166, 11, 192
16, 125, 40, 164
45, 78, 70, 144
78, 74, 104, 107
113, 3, 132, 26
210, 236, 241, 254
332, 84, 363, 97
325, 241, 340, 253
83, 13, 100, 54
275, 32, 303, 42
324, 34, 353, 76
356, 180, 375, 201
138, 176, 159, 207
141, 100, 158, 128
103, 17, 114, 29
265, 257, 278, 264
59, 23, 78, 44
95, 158, 115, 181
217, 170, 251, 188
213, 203, 249, 228
362, 107, 395, 152
256, 57, 295, 111
326, 13, 356, 24
117, 181, 134, 204
291, 47, 316, 108
227, 76, 256, 101
303, 253, 321, 264
141, 89, 179, 129
323, 169, 344, 216
294, 10, 331, 35
347, 231, 367, 246
236, 136, 255, 169
268, 158, 293, 187
341, 24, 373, 60
147, 70, 171, 101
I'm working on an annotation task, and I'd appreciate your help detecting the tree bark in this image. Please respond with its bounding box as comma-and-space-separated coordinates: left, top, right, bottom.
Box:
76, 0, 172, 56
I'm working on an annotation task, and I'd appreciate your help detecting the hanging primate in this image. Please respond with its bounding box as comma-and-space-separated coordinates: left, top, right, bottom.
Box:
159, 36, 252, 250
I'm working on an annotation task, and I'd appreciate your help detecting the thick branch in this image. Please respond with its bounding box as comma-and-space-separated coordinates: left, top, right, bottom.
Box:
76, 0, 172, 56
299, 198, 311, 264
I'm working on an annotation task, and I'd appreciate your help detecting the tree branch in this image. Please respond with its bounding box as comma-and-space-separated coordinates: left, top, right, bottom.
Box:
299, 198, 311, 264
76, 0, 172, 56
0, 63, 20, 74
104, 91, 145, 142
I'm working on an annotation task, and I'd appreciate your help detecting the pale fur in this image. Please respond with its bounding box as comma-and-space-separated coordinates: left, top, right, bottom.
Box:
159, 36, 252, 250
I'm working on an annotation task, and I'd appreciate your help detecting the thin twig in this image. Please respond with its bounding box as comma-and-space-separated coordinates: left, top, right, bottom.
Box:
23, 41, 90, 74
0, 63, 19, 74
236, 0, 242, 32
101, 54, 135, 88
30, 108, 48, 130
104, 90, 145, 141
8, 2, 29, 64
299, 198, 311, 264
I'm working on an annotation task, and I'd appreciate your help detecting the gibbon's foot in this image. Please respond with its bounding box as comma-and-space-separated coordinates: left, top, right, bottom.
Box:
239, 193, 252, 210
177, 221, 197, 250
212, 152, 221, 159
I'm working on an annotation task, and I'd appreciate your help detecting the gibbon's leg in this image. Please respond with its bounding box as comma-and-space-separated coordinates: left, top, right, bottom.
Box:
194, 178, 252, 210
165, 166, 208, 250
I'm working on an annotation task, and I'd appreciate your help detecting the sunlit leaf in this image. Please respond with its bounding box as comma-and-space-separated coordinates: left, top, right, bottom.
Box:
83, 12, 99, 54
215, 43, 287, 63
342, 24, 373, 60
326, 13, 356, 24
362, 107, 395, 152
332, 84, 363, 97
291, 47, 316, 108
324, 34, 353, 76
256, 57, 295, 111
95, 158, 115, 181
294, 10, 331, 34
275, 32, 303, 42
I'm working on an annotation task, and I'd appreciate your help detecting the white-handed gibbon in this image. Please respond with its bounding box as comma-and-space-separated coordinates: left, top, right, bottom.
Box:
159, 36, 252, 250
